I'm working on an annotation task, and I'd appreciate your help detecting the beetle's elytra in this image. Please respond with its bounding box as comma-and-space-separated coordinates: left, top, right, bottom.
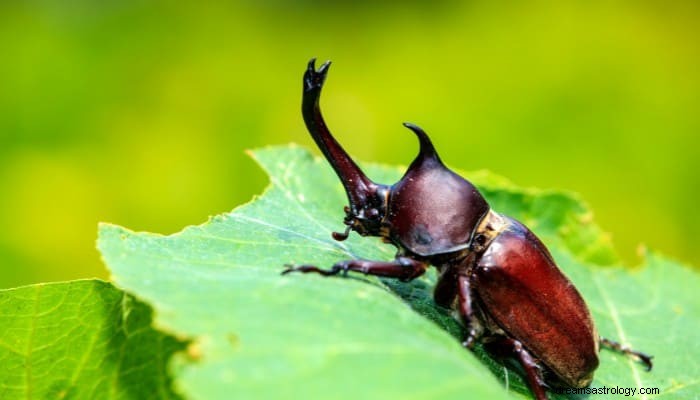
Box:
283, 59, 653, 400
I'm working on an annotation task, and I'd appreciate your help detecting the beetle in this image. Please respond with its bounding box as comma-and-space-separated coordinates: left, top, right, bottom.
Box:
282, 59, 653, 400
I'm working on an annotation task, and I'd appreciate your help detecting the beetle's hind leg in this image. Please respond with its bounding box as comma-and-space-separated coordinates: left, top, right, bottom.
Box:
282, 257, 428, 282
600, 337, 653, 371
483, 336, 548, 400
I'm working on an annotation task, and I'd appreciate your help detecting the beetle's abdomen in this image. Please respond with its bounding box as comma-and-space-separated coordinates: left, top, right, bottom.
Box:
387, 156, 489, 256
474, 217, 599, 388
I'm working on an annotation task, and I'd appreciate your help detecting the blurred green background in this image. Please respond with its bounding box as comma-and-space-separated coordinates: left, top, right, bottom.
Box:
0, 1, 698, 288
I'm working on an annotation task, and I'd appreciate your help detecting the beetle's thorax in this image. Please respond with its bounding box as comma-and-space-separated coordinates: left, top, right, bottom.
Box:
378, 124, 491, 256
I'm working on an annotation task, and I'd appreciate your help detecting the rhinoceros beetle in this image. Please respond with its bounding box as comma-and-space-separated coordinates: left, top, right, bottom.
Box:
283, 59, 653, 400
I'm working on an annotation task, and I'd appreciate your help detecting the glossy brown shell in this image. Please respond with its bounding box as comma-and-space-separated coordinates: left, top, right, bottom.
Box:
474, 217, 599, 388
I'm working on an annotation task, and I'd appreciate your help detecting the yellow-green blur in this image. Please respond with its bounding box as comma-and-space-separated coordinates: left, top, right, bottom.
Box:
0, 1, 698, 287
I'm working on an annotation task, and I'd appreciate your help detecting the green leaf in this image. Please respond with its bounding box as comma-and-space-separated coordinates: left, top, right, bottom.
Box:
0, 280, 185, 399
98, 145, 508, 399
98, 145, 699, 399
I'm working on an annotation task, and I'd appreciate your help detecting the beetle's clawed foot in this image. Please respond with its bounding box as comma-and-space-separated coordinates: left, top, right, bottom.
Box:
599, 337, 654, 372
281, 263, 345, 277
635, 352, 654, 372
304, 58, 331, 93
461, 327, 481, 349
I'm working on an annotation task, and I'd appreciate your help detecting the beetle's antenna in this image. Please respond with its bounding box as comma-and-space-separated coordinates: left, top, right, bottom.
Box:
302, 59, 379, 211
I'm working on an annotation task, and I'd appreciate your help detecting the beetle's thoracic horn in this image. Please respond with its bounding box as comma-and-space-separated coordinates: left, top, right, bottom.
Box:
402, 122, 442, 165
302, 59, 379, 211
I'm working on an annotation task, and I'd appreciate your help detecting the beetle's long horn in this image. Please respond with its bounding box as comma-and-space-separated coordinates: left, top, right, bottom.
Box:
302, 59, 378, 209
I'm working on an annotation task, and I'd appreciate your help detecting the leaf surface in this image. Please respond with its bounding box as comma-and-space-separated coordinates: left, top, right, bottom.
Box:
98, 145, 699, 399
0, 280, 184, 399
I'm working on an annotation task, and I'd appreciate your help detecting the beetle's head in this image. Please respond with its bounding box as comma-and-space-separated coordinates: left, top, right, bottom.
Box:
302, 59, 391, 240
340, 182, 390, 238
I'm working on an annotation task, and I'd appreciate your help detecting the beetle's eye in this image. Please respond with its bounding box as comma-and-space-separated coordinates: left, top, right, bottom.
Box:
367, 208, 380, 218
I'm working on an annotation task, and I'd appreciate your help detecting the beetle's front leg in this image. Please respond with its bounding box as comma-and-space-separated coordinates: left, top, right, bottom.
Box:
282, 256, 428, 282
600, 337, 653, 371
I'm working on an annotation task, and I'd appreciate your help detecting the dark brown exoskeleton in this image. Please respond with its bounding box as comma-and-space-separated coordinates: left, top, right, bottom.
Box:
283, 59, 653, 400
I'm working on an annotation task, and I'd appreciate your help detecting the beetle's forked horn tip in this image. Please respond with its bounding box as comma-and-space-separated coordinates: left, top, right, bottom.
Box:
305, 58, 332, 93
318, 60, 331, 74
307, 58, 331, 73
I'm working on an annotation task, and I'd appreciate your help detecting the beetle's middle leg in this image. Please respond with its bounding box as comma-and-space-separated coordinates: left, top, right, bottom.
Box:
600, 337, 653, 371
282, 257, 428, 282
434, 268, 483, 348
457, 274, 484, 348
